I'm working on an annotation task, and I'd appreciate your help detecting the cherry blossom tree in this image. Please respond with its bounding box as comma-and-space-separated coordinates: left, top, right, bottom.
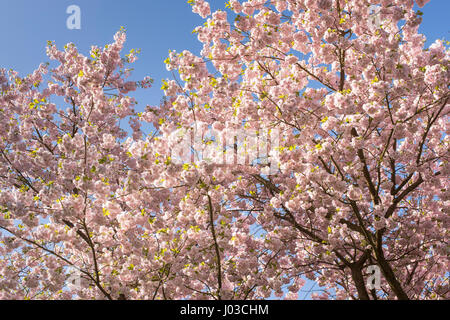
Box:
1, 0, 448, 300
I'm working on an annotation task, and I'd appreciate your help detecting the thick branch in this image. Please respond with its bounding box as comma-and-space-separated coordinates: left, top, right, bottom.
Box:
207, 194, 222, 300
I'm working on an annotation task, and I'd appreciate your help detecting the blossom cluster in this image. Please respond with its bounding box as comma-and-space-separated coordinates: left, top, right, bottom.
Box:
0, 0, 448, 300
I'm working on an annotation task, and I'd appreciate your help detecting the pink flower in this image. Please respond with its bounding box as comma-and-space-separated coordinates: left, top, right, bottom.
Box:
270, 197, 281, 208
317, 0, 332, 10
230, 0, 242, 13
286, 55, 298, 65
192, 0, 211, 18
119, 81, 137, 94
416, 0, 430, 8
102, 133, 116, 150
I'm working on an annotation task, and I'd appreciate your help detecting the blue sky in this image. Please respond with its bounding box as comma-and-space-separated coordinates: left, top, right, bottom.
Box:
1, 0, 449, 110
0, 0, 449, 299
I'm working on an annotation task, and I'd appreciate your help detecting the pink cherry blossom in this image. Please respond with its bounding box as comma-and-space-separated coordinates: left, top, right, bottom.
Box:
1, 0, 448, 301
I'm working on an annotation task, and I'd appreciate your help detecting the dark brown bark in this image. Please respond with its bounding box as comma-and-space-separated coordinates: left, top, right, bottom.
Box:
350, 266, 370, 300
374, 242, 409, 300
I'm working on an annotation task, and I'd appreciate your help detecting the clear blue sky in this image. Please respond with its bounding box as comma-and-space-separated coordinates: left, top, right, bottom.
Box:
1, 0, 449, 110
0, 0, 449, 299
